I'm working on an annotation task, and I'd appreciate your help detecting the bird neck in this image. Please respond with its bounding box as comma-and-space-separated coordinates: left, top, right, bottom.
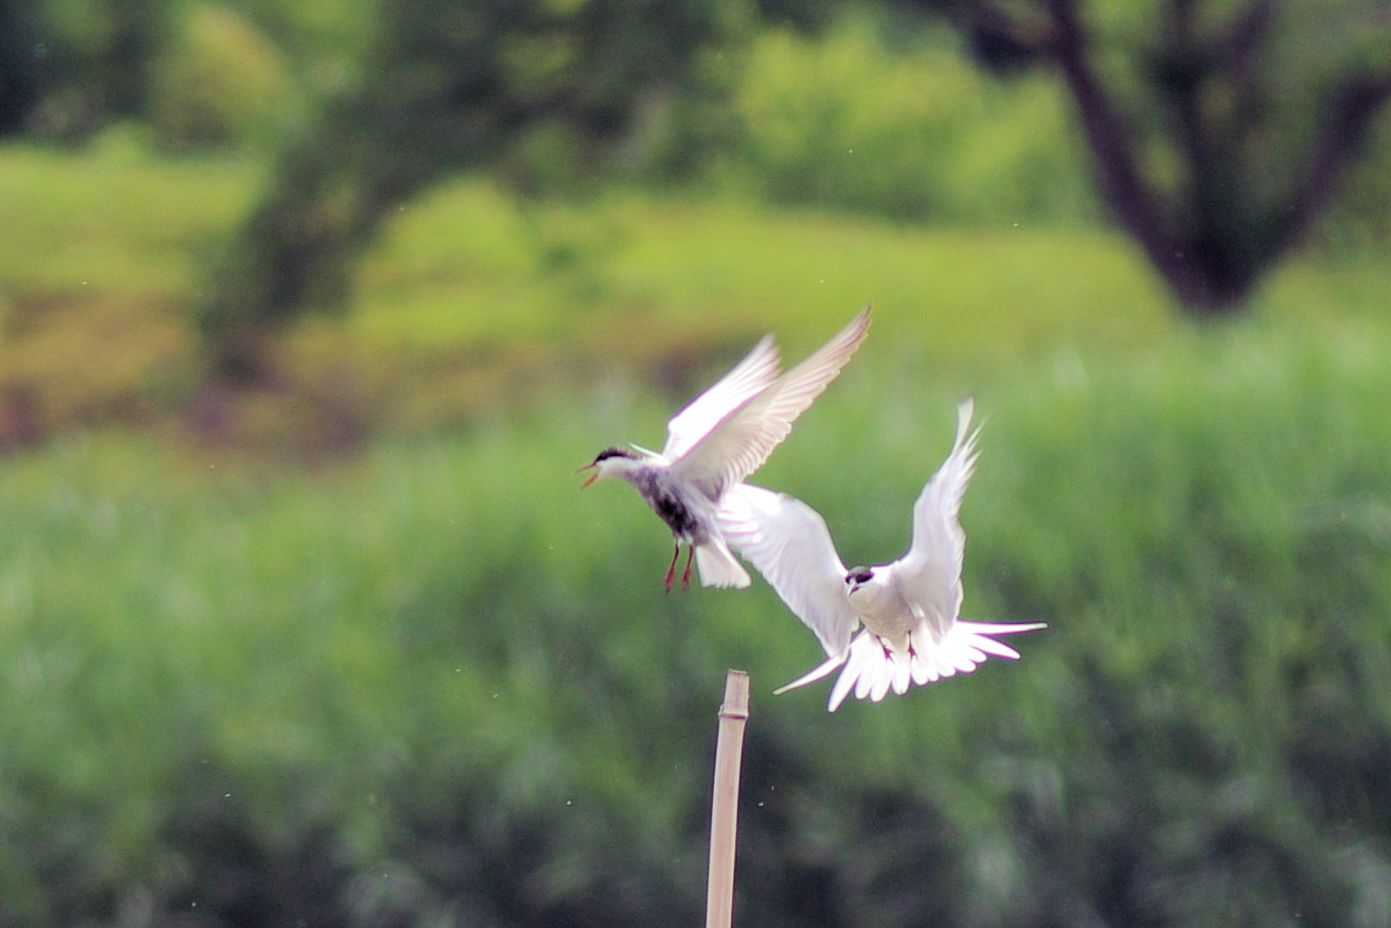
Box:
601, 455, 650, 483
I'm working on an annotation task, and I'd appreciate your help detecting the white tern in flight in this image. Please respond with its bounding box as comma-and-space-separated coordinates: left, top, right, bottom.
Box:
579, 307, 871, 592
719, 397, 1044, 710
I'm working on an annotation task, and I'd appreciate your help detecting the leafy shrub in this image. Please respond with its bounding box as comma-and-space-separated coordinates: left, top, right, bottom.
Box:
148, 3, 291, 152
717, 13, 1097, 224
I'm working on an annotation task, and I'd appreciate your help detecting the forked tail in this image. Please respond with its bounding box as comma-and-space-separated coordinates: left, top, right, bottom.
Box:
778, 620, 1045, 711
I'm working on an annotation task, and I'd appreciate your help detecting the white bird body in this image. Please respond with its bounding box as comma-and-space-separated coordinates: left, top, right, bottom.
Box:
839, 562, 924, 644
581, 308, 871, 591
719, 397, 1044, 710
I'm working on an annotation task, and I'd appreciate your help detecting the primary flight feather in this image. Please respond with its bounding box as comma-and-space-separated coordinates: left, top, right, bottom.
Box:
719, 397, 1044, 709
580, 307, 871, 591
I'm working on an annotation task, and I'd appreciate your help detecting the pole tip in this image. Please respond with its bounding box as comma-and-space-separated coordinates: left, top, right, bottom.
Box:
720, 670, 750, 719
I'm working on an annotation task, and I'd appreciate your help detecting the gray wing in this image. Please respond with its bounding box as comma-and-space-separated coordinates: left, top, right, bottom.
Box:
719, 484, 857, 657
895, 397, 979, 639
670, 307, 870, 498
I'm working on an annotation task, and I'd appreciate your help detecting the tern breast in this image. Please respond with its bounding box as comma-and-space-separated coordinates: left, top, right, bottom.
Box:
631, 467, 711, 544
850, 570, 920, 643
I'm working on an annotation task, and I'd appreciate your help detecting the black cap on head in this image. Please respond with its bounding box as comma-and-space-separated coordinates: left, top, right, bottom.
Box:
593, 447, 638, 464
845, 566, 875, 585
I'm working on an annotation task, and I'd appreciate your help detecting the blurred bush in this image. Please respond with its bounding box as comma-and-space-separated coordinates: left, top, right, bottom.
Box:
148, 3, 291, 152
715, 14, 1097, 223
1, 318, 1388, 926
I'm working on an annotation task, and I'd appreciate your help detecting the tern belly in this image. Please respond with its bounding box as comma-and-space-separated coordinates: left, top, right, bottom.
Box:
634, 470, 709, 544
849, 582, 918, 645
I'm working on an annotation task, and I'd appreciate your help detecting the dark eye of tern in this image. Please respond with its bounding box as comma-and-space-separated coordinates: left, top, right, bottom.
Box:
846, 566, 874, 585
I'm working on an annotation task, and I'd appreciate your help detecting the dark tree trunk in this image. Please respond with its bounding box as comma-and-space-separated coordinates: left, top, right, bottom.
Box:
917, 0, 1391, 317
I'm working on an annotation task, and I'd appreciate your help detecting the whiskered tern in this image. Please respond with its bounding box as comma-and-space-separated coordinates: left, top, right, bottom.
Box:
720, 397, 1044, 710
579, 307, 871, 592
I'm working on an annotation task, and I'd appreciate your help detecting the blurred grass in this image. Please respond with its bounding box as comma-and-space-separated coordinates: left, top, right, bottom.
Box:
3, 312, 1390, 924
0, 141, 257, 297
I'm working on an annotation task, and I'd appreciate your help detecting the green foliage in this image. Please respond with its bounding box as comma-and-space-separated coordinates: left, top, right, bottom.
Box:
148, 3, 292, 152
222, 0, 376, 91
196, 0, 763, 347
3, 302, 1391, 924
720, 14, 1096, 222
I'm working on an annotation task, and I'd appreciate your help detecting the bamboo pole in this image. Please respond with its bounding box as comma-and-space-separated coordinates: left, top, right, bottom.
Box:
705, 669, 750, 928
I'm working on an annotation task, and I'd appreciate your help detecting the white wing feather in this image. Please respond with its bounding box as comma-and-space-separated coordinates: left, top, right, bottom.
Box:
662, 334, 780, 462
670, 307, 871, 498
895, 396, 980, 640
719, 484, 857, 658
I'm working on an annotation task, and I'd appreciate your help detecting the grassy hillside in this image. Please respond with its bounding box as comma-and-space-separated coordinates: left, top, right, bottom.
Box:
3, 142, 1388, 451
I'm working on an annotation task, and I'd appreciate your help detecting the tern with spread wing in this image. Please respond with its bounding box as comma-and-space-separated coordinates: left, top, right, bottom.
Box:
719, 397, 1044, 710
579, 307, 871, 592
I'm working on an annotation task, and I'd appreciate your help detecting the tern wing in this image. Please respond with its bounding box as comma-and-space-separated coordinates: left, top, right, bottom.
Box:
661, 335, 780, 462
670, 307, 870, 498
719, 484, 857, 658
895, 397, 980, 638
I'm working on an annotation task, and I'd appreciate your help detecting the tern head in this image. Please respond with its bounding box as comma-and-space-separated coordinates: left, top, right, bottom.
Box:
845, 566, 875, 594
577, 446, 640, 488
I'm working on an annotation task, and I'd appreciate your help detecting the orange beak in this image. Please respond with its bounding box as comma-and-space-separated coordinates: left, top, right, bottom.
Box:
576, 462, 599, 489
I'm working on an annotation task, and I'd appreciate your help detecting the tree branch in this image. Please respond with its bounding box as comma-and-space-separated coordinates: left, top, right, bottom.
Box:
1042, 0, 1189, 292
1268, 71, 1391, 260
960, 0, 1050, 70
1217, 0, 1275, 81
1164, 0, 1226, 240
1213, 0, 1276, 140
896, 0, 1051, 71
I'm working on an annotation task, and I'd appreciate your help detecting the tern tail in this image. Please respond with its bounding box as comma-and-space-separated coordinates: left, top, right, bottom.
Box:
778, 621, 1045, 712
695, 538, 751, 589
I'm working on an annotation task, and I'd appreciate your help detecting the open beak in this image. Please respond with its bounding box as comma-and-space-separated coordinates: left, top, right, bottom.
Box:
575, 463, 598, 489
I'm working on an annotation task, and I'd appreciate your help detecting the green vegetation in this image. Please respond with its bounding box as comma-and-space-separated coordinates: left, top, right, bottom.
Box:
4, 141, 1385, 450
720, 15, 1096, 223
3, 307, 1390, 925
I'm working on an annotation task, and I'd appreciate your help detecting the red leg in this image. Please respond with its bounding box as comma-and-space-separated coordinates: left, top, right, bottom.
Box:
680, 545, 695, 590
664, 543, 680, 593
